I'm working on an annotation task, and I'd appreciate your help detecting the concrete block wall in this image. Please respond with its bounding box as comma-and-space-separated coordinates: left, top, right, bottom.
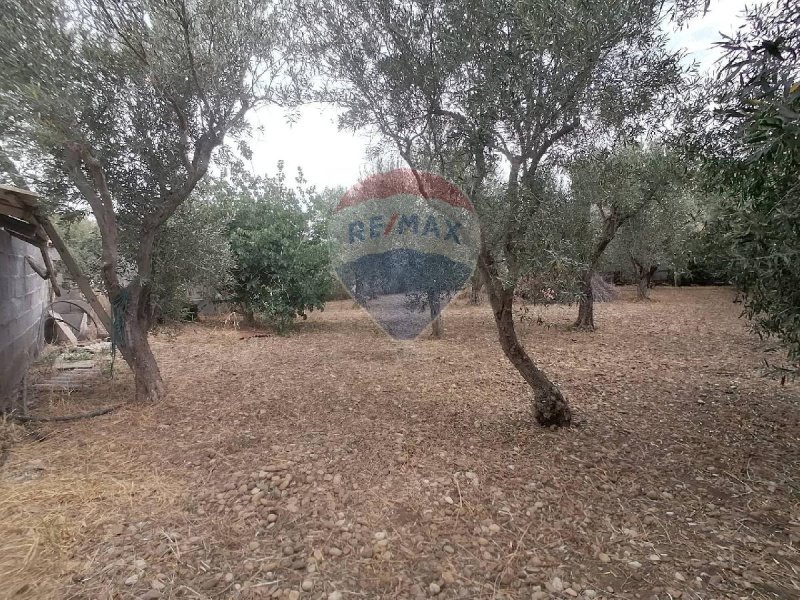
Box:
0, 230, 50, 409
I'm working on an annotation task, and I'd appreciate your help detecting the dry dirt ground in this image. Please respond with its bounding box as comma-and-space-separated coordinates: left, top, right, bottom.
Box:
1, 287, 799, 600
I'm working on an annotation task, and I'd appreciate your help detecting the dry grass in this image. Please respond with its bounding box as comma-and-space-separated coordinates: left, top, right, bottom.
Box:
0, 380, 183, 600
1, 287, 798, 600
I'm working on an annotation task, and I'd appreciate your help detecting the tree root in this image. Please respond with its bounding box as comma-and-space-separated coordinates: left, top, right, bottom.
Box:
11, 405, 123, 423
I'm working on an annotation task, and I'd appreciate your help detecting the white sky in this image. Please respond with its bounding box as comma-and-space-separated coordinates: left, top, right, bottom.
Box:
247, 0, 757, 191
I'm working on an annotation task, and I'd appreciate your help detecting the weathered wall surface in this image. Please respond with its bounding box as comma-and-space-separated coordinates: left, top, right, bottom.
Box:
0, 230, 50, 409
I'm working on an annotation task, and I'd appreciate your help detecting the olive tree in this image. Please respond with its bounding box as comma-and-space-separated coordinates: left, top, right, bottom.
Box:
0, 0, 295, 401
569, 145, 685, 326
309, 0, 693, 426
604, 190, 697, 299
695, 0, 800, 360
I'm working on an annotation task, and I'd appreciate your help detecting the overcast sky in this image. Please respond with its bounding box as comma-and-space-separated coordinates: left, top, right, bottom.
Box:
246, 0, 758, 191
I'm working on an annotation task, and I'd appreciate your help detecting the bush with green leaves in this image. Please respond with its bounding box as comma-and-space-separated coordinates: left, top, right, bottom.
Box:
221, 172, 333, 332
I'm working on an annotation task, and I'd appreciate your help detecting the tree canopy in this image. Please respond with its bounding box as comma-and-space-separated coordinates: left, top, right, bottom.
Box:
1, 0, 296, 400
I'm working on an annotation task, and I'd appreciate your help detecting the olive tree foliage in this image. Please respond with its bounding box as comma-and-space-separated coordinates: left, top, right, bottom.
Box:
686, 0, 800, 362
307, 0, 697, 426
0, 0, 297, 401
568, 145, 686, 325
140, 201, 233, 321
716, 0, 800, 362
55, 217, 104, 289
603, 190, 698, 299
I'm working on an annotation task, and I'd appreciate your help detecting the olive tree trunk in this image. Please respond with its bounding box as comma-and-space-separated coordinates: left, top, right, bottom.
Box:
479, 248, 571, 427
574, 271, 595, 330
116, 283, 166, 402
631, 257, 658, 300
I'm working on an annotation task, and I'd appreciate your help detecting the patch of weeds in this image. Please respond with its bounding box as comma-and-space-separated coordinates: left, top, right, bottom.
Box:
62, 349, 93, 362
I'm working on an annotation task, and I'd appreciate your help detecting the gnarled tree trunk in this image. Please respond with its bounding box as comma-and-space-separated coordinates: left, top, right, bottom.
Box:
116, 284, 165, 402
479, 248, 571, 427
574, 271, 595, 330
631, 257, 658, 300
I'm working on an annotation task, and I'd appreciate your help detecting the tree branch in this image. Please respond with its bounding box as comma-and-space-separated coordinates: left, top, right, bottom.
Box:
35, 211, 113, 333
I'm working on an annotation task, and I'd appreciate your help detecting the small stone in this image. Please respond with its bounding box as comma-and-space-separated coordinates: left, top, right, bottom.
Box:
628, 561, 642, 569
282, 545, 295, 556
124, 574, 139, 586
267, 513, 278, 523
360, 546, 374, 559
328, 546, 342, 557
488, 523, 501, 532
328, 592, 343, 600
565, 589, 578, 597
531, 591, 547, 600
442, 571, 455, 585
288, 591, 300, 600
443, 544, 455, 554
374, 531, 387, 540
141, 591, 161, 600
547, 577, 564, 593
224, 573, 234, 583
301, 580, 314, 591
674, 572, 686, 582
648, 554, 661, 562
151, 580, 166, 591
134, 558, 147, 569
598, 553, 611, 563
429, 582, 441, 595
332, 474, 342, 485
583, 590, 597, 598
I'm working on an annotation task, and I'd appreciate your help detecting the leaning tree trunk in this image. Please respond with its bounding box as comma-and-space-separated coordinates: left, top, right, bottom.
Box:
116, 284, 166, 402
480, 255, 571, 427
574, 271, 595, 330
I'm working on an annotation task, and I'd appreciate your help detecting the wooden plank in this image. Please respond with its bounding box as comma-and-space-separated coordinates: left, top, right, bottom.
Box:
0, 214, 38, 238
3, 227, 40, 246
0, 184, 39, 207
54, 359, 96, 370
36, 213, 113, 333
0, 201, 35, 223
33, 383, 86, 391
50, 310, 78, 346
38, 242, 60, 296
